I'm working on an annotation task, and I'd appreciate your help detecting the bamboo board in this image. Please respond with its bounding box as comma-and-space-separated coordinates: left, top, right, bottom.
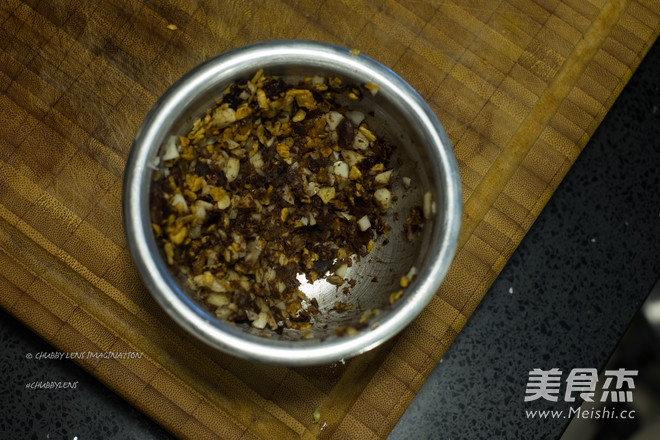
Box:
1, 0, 658, 438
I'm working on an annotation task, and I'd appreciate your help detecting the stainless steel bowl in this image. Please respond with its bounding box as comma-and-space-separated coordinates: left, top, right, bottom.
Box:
123, 40, 462, 366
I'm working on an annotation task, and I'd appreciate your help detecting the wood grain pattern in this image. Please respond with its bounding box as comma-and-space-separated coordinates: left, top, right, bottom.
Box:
1, 0, 658, 438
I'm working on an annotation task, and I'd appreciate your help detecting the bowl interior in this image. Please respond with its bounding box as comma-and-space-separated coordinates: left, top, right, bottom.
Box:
126, 41, 460, 364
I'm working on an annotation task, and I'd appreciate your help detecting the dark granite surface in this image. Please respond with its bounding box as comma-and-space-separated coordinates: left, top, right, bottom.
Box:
1, 39, 659, 440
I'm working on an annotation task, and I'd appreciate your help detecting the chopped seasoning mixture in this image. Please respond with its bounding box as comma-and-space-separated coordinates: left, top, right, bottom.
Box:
150, 69, 400, 333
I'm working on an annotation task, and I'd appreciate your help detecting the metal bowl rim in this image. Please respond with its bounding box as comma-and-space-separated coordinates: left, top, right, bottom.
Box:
122, 39, 462, 366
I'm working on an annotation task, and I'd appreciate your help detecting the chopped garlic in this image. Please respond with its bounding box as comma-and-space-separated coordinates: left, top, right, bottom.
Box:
325, 111, 344, 130
364, 82, 379, 95
335, 264, 348, 278
225, 157, 240, 182
317, 186, 335, 204
327, 275, 344, 285
147, 155, 161, 170
338, 211, 353, 221
345, 110, 365, 126
358, 125, 376, 142
161, 136, 179, 161
292, 109, 306, 122
374, 170, 393, 185
152, 71, 403, 337
373, 188, 391, 211
249, 151, 264, 171
305, 181, 320, 197
252, 311, 268, 329
207, 292, 230, 307
333, 161, 349, 178
389, 290, 403, 304
357, 215, 371, 231
341, 150, 364, 167
214, 105, 236, 128
280, 185, 295, 205
349, 165, 362, 180
170, 193, 188, 213
423, 191, 433, 219
352, 132, 370, 150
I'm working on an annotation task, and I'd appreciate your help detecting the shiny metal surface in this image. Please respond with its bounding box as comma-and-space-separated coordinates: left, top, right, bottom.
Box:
123, 40, 462, 366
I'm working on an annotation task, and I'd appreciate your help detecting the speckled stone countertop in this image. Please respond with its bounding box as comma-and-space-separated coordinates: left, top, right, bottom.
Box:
2, 40, 659, 440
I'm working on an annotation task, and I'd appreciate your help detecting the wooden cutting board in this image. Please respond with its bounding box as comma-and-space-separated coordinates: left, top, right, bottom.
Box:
1, 0, 658, 438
